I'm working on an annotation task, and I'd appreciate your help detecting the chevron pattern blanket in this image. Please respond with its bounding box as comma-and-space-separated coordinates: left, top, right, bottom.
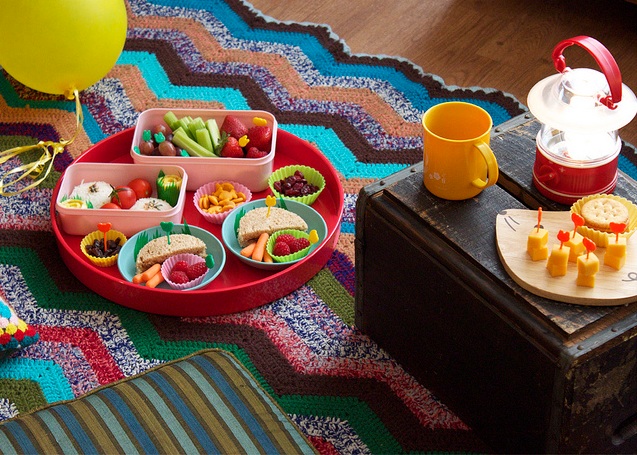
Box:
2, 0, 635, 453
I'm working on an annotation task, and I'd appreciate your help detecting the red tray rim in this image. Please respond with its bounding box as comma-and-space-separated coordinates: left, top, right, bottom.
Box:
51, 127, 344, 316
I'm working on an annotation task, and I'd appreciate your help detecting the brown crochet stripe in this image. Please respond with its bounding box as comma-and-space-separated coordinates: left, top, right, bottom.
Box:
225, 0, 525, 116
123, 38, 423, 165
149, 315, 491, 453
1, 228, 487, 451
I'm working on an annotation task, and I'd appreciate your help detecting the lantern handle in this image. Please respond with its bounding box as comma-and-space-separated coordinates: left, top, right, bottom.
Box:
552, 35, 622, 109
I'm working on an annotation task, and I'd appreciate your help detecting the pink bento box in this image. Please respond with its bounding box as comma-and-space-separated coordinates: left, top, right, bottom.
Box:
55, 163, 188, 237
130, 108, 277, 192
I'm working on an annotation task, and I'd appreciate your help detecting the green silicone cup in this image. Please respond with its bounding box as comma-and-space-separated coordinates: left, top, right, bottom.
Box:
268, 165, 325, 206
266, 229, 312, 263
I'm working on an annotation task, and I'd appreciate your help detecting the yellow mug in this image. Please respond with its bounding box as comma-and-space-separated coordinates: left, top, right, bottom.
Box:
422, 102, 499, 200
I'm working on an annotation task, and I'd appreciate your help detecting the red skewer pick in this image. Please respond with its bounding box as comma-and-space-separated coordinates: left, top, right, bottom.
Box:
609, 222, 627, 243
557, 230, 570, 249
536, 207, 543, 233
97, 222, 112, 254
571, 212, 584, 236
582, 237, 596, 260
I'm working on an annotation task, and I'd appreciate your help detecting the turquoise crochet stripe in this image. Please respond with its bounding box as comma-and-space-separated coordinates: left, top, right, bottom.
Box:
0, 358, 73, 403
145, 0, 516, 124
281, 124, 409, 179
116, 51, 251, 110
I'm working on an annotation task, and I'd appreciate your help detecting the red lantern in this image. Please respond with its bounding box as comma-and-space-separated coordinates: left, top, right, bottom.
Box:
527, 36, 637, 204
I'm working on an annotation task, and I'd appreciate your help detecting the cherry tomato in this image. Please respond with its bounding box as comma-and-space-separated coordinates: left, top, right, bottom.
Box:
111, 186, 137, 209
127, 178, 152, 199
100, 202, 122, 210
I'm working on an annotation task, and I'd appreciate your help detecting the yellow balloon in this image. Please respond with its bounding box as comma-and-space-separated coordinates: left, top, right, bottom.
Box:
0, 0, 127, 96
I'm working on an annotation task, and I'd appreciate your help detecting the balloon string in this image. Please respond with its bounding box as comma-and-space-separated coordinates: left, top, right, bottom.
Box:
0, 88, 83, 196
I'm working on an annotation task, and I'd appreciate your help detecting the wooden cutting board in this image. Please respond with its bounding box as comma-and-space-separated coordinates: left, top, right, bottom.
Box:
496, 209, 637, 306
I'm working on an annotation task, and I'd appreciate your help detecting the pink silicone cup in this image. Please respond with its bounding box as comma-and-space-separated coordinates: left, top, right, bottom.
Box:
193, 180, 252, 225
161, 253, 207, 290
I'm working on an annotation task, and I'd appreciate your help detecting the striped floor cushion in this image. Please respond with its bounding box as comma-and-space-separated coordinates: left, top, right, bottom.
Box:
0, 349, 315, 454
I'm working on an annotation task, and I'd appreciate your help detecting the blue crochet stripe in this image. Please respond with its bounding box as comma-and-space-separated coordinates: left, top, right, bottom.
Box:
0, 358, 74, 403
116, 51, 251, 111
280, 124, 409, 180
141, 0, 519, 125
340, 222, 354, 235
619, 154, 637, 180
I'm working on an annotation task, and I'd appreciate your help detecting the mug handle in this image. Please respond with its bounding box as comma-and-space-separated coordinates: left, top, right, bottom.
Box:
471, 142, 499, 189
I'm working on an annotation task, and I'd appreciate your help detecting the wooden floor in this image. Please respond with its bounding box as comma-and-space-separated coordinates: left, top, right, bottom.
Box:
249, 0, 637, 147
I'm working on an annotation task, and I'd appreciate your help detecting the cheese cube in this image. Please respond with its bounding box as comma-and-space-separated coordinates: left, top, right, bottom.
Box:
527, 228, 548, 250
529, 245, 549, 261
546, 245, 570, 277
604, 253, 626, 271
527, 228, 549, 261
604, 237, 627, 271
566, 232, 586, 263
606, 237, 627, 257
576, 274, 596, 288
577, 253, 599, 277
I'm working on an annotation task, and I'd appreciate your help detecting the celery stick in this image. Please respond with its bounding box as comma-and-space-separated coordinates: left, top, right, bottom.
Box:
163, 111, 179, 131
172, 128, 215, 157
188, 117, 206, 137
177, 117, 193, 139
205, 119, 221, 155
195, 128, 213, 153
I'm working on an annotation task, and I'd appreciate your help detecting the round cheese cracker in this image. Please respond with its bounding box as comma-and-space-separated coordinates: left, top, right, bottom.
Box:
580, 197, 629, 232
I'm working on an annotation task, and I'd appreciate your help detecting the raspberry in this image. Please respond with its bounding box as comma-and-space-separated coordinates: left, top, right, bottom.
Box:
289, 238, 310, 253
171, 260, 189, 273
186, 262, 208, 280
272, 241, 291, 257
245, 147, 268, 158
169, 270, 190, 284
276, 234, 296, 246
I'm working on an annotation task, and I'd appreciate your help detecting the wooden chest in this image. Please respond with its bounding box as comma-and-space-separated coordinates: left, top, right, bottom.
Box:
355, 114, 637, 453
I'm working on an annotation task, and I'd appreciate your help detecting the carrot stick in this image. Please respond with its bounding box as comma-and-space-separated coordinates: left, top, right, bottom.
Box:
133, 263, 161, 284
145, 270, 165, 288
251, 232, 269, 262
240, 242, 256, 258
263, 249, 273, 263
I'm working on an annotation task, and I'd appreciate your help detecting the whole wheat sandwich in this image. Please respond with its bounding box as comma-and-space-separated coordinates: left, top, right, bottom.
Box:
237, 207, 308, 247
136, 234, 206, 273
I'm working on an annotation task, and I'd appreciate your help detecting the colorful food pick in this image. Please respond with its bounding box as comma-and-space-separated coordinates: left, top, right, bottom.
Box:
205, 253, 215, 269
546, 230, 571, 277
309, 229, 319, 245
265, 194, 276, 217
604, 222, 628, 270
527, 207, 549, 261
238, 135, 250, 148
97, 222, 112, 254
253, 116, 268, 126
576, 237, 599, 287
566, 212, 586, 262
160, 221, 174, 245
571, 212, 584, 234
610, 221, 627, 242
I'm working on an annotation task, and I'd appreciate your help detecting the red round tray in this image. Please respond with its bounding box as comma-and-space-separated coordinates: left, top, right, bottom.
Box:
52, 128, 344, 316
